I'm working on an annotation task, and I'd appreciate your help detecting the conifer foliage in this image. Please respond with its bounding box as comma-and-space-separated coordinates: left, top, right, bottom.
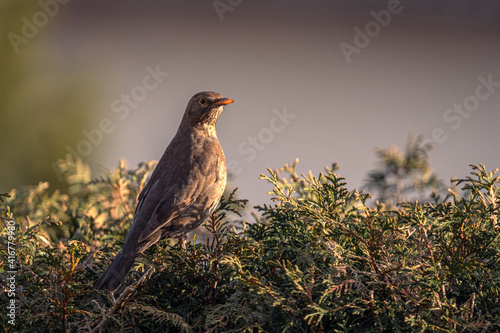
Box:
1, 157, 499, 332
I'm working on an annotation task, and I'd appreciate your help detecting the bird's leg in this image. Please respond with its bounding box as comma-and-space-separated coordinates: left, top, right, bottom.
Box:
178, 237, 186, 249
178, 237, 187, 259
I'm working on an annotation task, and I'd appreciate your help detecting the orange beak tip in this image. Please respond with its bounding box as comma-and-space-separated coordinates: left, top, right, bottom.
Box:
215, 97, 235, 106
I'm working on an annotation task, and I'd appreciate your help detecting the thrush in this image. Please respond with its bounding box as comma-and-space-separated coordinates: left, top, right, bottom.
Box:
94, 91, 234, 291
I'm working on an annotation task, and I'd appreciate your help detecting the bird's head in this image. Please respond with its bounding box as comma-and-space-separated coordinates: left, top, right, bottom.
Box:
182, 91, 234, 130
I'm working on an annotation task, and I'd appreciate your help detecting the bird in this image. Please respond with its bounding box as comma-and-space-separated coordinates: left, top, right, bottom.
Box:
94, 91, 234, 291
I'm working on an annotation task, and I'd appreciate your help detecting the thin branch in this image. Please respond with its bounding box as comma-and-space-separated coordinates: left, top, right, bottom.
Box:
90, 268, 153, 333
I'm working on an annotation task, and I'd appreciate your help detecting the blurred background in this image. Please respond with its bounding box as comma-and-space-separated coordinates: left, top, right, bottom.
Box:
1, 0, 499, 206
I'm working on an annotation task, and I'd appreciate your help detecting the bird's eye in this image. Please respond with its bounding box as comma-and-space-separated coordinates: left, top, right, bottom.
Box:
199, 97, 207, 105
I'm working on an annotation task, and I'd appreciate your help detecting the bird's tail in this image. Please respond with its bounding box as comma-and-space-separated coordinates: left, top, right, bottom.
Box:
94, 251, 138, 291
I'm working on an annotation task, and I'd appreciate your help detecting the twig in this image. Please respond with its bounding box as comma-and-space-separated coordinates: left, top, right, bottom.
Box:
90, 268, 153, 333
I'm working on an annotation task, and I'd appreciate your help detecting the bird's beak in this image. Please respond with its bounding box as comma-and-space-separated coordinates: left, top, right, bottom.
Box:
213, 97, 234, 106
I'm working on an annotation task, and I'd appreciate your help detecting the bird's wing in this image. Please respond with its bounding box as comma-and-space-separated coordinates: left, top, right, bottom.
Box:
136, 155, 223, 243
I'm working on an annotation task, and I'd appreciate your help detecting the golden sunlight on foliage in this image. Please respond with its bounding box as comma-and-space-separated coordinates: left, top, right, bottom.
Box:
1, 156, 499, 331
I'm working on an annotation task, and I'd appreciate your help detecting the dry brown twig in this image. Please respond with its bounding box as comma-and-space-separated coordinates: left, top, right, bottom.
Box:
90, 267, 154, 333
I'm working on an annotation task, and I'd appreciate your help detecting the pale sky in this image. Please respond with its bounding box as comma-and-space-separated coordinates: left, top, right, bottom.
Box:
11, 0, 500, 206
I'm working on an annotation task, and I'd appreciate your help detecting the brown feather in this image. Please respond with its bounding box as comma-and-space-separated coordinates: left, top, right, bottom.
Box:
94, 91, 232, 291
